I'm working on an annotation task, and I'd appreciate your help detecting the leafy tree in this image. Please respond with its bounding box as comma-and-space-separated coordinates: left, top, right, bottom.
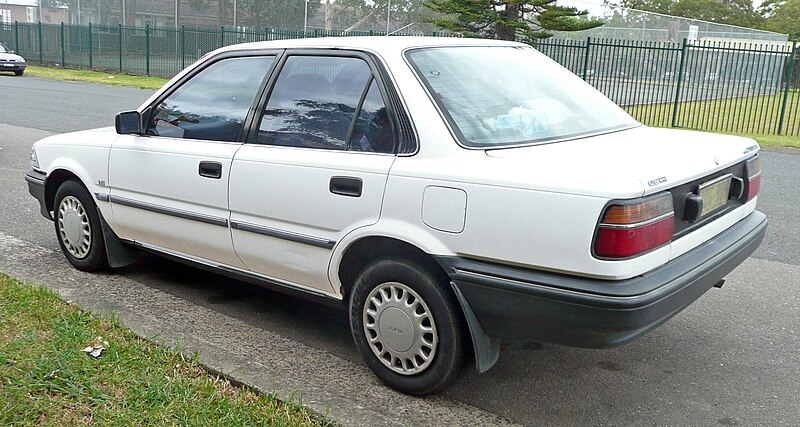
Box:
424, 0, 605, 41
670, 0, 763, 27
760, 0, 800, 39
619, 0, 764, 28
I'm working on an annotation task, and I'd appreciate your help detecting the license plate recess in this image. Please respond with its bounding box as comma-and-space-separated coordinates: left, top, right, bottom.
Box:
697, 174, 732, 217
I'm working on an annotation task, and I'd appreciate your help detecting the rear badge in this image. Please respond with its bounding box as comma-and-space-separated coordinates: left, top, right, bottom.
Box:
648, 176, 667, 186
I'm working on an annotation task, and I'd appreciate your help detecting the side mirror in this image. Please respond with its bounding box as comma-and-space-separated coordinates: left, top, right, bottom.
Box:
115, 111, 142, 135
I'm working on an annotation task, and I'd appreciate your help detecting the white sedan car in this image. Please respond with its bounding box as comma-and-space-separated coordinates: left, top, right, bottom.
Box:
26, 37, 766, 395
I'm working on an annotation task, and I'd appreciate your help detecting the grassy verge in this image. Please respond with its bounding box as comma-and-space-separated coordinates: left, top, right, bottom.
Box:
733, 133, 800, 149
625, 92, 800, 148
24, 65, 168, 91
0, 274, 327, 426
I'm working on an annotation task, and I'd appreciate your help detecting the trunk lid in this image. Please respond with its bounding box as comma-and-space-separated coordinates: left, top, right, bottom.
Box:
485, 126, 759, 198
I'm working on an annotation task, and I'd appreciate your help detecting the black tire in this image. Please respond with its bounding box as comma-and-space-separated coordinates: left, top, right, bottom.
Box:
349, 258, 468, 395
53, 180, 108, 272
14, 70, 23, 76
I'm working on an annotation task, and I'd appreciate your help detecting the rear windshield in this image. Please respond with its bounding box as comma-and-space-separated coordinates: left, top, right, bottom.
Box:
405, 46, 638, 148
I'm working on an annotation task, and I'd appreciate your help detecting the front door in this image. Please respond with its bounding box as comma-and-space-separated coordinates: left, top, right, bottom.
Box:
109, 55, 276, 267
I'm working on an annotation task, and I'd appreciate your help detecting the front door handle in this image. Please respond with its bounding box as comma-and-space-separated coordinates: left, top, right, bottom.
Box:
330, 176, 363, 197
199, 161, 222, 179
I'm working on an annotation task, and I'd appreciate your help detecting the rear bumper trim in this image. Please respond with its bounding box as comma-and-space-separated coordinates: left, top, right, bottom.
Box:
438, 210, 767, 349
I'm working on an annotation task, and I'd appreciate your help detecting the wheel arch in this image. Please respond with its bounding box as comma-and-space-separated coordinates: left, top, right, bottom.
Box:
44, 168, 86, 213
336, 235, 451, 303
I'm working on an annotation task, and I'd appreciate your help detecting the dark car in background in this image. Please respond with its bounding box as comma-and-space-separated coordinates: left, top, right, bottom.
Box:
0, 42, 26, 76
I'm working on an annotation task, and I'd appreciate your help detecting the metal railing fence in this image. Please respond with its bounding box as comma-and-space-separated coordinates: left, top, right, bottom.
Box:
1, 21, 798, 136
538, 37, 799, 136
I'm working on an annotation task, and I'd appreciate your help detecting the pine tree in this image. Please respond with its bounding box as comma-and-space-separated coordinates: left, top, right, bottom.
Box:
425, 0, 604, 42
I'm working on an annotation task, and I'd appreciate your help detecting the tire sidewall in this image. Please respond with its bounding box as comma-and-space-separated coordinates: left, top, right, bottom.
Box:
53, 180, 107, 272
349, 258, 466, 395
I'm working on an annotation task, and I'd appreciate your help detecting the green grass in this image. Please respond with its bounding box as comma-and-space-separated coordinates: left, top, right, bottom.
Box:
0, 274, 328, 426
732, 133, 800, 149
625, 92, 800, 147
24, 65, 168, 91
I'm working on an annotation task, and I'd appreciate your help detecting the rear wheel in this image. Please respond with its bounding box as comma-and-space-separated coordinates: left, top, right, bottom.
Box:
53, 180, 108, 272
349, 258, 467, 395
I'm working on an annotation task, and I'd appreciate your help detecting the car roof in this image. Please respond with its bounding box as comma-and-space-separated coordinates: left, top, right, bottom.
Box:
217, 36, 525, 55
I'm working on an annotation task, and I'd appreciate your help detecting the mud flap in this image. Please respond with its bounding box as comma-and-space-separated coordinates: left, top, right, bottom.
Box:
450, 281, 501, 373
97, 207, 136, 268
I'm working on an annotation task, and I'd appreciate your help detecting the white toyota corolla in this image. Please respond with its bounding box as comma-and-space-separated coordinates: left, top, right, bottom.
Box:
26, 37, 767, 395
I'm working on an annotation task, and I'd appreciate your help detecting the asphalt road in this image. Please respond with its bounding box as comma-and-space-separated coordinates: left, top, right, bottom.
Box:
1, 75, 798, 425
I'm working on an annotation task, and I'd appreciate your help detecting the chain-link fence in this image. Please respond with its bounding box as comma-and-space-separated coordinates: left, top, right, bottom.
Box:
555, 0, 787, 43
1, 21, 798, 136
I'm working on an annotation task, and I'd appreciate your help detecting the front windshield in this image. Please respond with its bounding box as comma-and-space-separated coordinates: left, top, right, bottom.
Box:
406, 46, 638, 148
0, 44, 7, 54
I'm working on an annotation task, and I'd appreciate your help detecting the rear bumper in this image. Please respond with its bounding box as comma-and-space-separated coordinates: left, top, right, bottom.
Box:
439, 210, 767, 349
25, 170, 51, 220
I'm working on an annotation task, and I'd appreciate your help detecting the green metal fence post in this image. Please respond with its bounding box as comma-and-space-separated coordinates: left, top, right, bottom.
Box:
145, 24, 151, 76
671, 38, 688, 128
777, 40, 798, 135
220, 26, 225, 47
119, 24, 123, 71
582, 37, 592, 80
88, 22, 93, 68
181, 25, 185, 69
14, 21, 19, 54
37, 21, 43, 65
60, 22, 65, 67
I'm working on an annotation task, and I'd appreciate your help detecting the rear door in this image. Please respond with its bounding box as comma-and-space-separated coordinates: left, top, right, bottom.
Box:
229, 52, 397, 294
109, 54, 277, 267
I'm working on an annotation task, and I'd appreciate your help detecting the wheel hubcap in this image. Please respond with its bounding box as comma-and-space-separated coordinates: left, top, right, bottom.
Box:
363, 282, 438, 375
57, 196, 91, 259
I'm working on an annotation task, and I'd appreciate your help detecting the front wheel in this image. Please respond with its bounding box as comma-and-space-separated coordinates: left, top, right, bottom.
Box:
349, 258, 468, 395
14, 70, 23, 76
53, 180, 108, 272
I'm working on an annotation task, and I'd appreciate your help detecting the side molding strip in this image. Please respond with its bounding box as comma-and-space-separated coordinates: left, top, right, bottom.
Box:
130, 240, 342, 307
230, 221, 336, 249
108, 195, 229, 227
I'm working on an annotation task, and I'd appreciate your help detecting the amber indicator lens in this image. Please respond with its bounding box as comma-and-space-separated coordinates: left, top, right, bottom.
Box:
602, 194, 673, 225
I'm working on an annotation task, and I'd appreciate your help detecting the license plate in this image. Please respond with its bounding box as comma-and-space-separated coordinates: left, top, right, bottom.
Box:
2, 64, 14, 67
697, 174, 732, 217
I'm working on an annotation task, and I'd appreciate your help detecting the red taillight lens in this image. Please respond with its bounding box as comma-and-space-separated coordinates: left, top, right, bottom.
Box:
745, 156, 761, 201
594, 193, 675, 259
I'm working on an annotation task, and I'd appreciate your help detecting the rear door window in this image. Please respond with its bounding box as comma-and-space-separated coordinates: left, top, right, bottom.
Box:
256, 55, 394, 153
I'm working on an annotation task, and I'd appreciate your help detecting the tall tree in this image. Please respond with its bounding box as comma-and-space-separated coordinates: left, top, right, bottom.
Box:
760, 0, 800, 39
619, 0, 764, 28
424, 0, 604, 42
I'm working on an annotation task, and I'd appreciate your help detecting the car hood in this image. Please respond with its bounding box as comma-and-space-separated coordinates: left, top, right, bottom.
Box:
0, 52, 24, 62
34, 127, 117, 149
482, 126, 759, 198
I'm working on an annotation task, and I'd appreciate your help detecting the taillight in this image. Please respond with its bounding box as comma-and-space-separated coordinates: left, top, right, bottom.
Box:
745, 156, 761, 201
594, 193, 675, 259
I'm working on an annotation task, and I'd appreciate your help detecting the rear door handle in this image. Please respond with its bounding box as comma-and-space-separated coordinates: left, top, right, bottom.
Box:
330, 176, 363, 197
199, 161, 222, 179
